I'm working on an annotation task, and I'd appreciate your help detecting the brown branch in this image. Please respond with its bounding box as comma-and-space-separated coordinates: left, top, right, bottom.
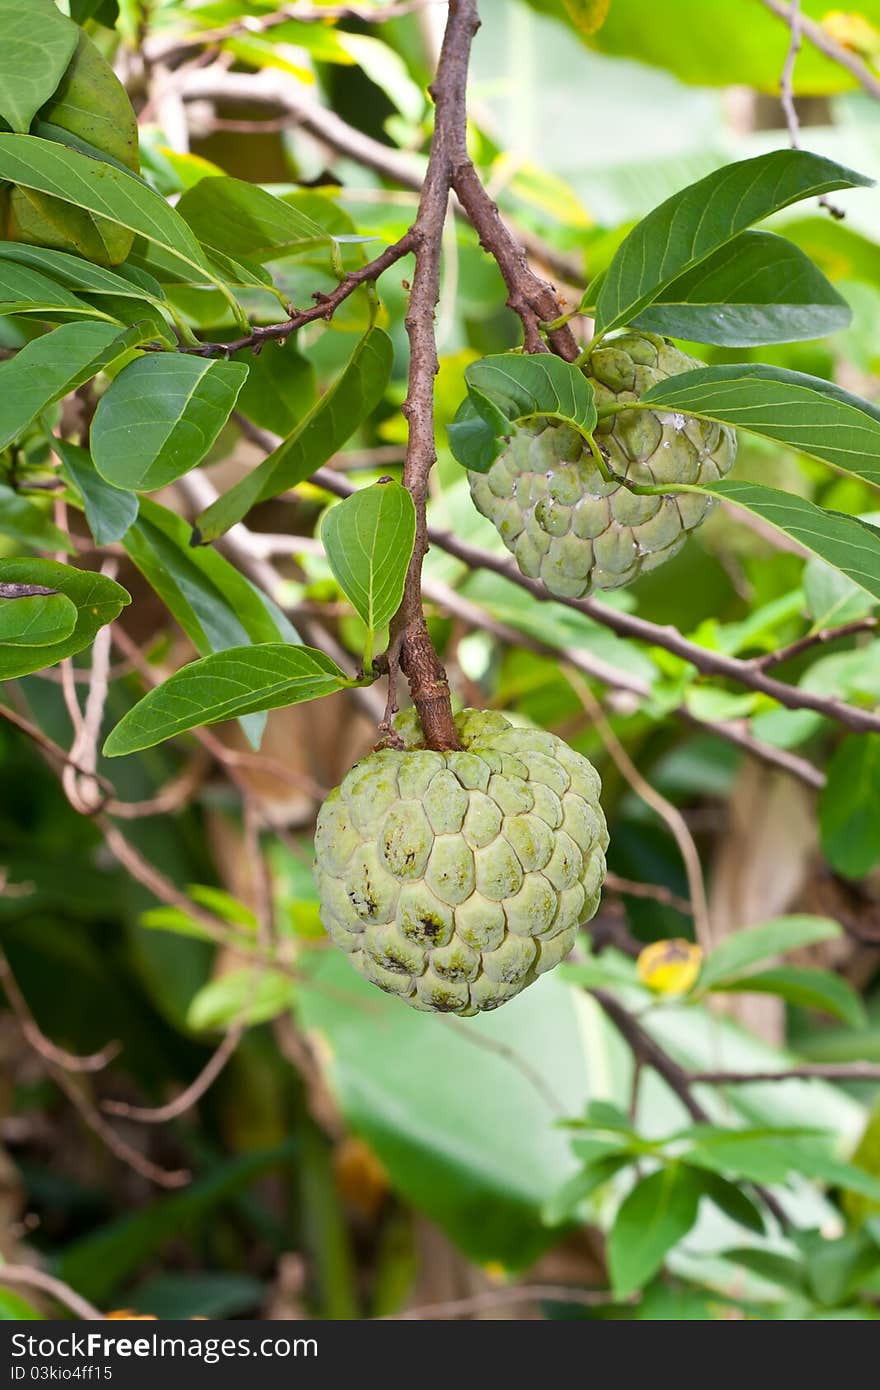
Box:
0, 946, 119, 1074
103, 1028, 242, 1124
310, 464, 826, 787
748, 617, 877, 671
759, 0, 880, 101
0, 1266, 103, 1321
176, 65, 584, 287
172, 0, 440, 51
452, 160, 578, 358
604, 872, 693, 917
186, 231, 416, 357
591, 988, 790, 1229
422, 523, 880, 738
390, 0, 483, 751
688, 1062, 880, 1085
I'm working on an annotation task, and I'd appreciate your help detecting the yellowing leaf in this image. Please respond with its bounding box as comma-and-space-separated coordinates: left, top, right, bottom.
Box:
637, 939, 703, 995
822, 10, 880, 60
563, 0, 612, 36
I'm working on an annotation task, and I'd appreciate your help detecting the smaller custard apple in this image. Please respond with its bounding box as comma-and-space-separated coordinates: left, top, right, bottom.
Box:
468, 330, 736, 599
313, 708, 608, 1016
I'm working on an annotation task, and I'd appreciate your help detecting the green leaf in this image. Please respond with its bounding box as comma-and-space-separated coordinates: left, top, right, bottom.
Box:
322, 480, 415, 636
56, 440, 138, 547
466, 351, 597, 437
607, 1164, 702, 1297
447, 396, 500, 474
195, 327, 393, 542
562, 0, 611, 35
542, 1154, 631, 1226
35, 30, 138, 176
0, 484, 72, 551
640, 363, 880, 490
707, 482, 880, 605
0, 137, 234, 295
0, 1286, 42, 1319
699, 915, 841, 990
595, 150, 871, 335
91, 353, 248, 491
0, 242, 166, 309
123, 497, 299, 747
0, 258, 101, 319
103, 644, 352, 757
234, 341, 315, 437
689, 1168, 765, 1234
633, 230, 852, 347
0, 557, 129, 679
0, 0, 78, 133
820, 735, 880, 879
712, 966, 866, 1028
0, 321, 146, 451
176, 175, 330, 262
187, 968, 297, 1032
723, 1247, 809, 1294
0, 589, 76, 646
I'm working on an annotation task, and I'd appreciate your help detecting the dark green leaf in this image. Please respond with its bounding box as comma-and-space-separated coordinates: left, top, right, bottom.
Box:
447, 396, 500, 473
542, 1154, 631, 1226
707, 481, 880, 604
103, 644, 352, 757
0, 259, 98, 319
123, 497, 299, 747
234, 341, 315, 436
91, 353, 248, 491
0, 557, 129, 678
689, 1168, 765, 1234
0, 589, 76, 646
640, 363, 880, 489
0, 484, 72, 551
466, 352, 597, 436
322, 480, 415, 634
177, 175, 330, 262
195, 327, 393, 541
607, 1164, 702, 1297
56, 439, 138, 546
0, 321, 146, 450
723, 1247, 809, 1294
0, 242, 166, 308
699, 915, 841, 990
0, 0, 78, 133
596, 150, 871, 335
820, 736, 880, 879
712, 966, 866, 1027
633, 230, 852, 346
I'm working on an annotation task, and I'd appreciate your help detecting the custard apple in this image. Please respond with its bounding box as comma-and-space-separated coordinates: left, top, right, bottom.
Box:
468, 331, 736, 599
313, 708, 608, 1016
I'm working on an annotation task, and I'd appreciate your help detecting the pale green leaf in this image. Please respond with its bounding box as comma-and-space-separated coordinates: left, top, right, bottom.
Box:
103, 644, 352, 757
819, 735, 880, 879
187, 968, 297, 1032
322, 480, 416, 634
608, 1164, 701, 1297
712, 966, 866, 1028
699, 915, 842, 990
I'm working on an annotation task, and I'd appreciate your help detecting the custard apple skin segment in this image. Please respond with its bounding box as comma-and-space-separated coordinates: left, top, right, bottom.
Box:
313, 709, 608, 1016
468, 331, 737, 599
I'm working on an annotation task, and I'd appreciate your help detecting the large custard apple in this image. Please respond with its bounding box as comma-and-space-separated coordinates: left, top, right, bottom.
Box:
314, 709, 608, 1016
468, 331, 736, 599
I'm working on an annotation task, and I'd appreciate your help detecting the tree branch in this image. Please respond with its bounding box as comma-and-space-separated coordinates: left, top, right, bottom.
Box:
759, 0, 880, 101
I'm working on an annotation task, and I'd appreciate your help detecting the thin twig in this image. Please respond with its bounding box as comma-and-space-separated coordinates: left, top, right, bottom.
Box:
604, 872, 693, 917
0, 1266, 103, 1321
591, 988, 790, 1229
748, 617, 877, 671
442, 1018, 567, 1115
103, 1028, 243, 1124
563, 669, 711, 954
688, 1062, 880, 1085
759, 0, 880, 101
777, 0, 845, 218
387, 1284, 620, 1319
0, 947, 120, 1074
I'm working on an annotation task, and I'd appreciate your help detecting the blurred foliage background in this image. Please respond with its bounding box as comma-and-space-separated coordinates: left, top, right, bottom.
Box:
4, 0, 880, 1321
